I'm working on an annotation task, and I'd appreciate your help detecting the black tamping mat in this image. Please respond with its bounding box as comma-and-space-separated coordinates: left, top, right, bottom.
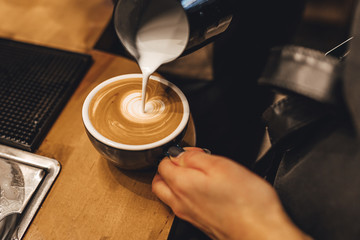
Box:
0, 38, 93, 152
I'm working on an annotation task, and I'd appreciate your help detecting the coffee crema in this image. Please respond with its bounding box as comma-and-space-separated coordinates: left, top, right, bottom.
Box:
88, 77, 184, 145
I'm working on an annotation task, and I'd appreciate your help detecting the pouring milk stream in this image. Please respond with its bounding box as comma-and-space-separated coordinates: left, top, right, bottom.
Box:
114, 0, 235, 113
132, 0, 189, 113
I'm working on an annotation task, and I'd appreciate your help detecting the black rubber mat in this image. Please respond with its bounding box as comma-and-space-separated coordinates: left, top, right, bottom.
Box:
0, 38, 93, 152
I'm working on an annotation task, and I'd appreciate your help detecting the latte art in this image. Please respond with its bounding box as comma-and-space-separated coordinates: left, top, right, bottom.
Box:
121, 92, 166, 122
88, 77, 185, 145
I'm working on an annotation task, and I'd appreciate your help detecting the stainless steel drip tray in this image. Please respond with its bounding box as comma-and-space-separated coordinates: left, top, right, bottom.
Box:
0, 145, 61, 240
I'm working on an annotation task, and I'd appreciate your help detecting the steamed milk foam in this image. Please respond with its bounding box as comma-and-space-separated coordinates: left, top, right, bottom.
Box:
135, 0, 189, 112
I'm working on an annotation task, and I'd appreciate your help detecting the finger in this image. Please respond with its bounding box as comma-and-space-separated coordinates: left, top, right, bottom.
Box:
157, 157, 194, 182
157, 157, 203, 194
183, 147, 211, 155
152, 173, 178, 207
153, 167, 198, 218
166, 146, 209, 162
183, 147, 206, 152
169, 150, 222, 172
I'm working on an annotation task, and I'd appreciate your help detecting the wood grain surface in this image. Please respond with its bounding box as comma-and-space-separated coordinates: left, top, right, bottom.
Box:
27, 50, 179, 240
0, 0, 114, 52
0, 0, 187, 238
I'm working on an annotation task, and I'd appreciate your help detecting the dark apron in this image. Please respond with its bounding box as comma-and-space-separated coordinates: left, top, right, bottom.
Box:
252, 2, 360, 239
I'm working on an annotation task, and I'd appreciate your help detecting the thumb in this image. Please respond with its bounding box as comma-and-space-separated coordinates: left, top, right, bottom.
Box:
167, 146, 217, 170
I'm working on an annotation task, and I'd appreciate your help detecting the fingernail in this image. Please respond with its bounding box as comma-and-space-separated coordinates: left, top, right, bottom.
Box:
167, 146, 185, 158
202, 148, 211, 154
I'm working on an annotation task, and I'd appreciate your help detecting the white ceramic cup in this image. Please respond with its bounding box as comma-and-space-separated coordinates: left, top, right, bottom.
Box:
82, 74, 192, 170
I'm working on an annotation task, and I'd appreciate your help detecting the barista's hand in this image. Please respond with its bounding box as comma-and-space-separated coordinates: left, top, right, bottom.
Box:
152, 147, 312, 240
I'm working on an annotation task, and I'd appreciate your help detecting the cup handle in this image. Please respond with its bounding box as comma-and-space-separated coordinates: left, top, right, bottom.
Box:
164, 145, 185, 158
164, 145, 211, 159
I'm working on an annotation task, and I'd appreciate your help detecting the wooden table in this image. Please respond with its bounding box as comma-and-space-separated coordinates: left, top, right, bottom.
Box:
0, 0, 180, 239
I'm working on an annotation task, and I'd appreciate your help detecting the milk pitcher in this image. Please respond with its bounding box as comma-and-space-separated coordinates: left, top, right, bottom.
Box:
113, 0, 236, 60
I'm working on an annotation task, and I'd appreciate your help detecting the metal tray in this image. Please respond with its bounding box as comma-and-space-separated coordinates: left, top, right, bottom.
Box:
0, 144, 60, 239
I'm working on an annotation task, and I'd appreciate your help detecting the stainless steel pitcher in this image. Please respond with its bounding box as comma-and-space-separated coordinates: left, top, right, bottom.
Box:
113, 0, 236, 59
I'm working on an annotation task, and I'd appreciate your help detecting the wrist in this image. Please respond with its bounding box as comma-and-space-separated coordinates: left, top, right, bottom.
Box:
252, 206, 313, 240
223, 203, 313, 240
